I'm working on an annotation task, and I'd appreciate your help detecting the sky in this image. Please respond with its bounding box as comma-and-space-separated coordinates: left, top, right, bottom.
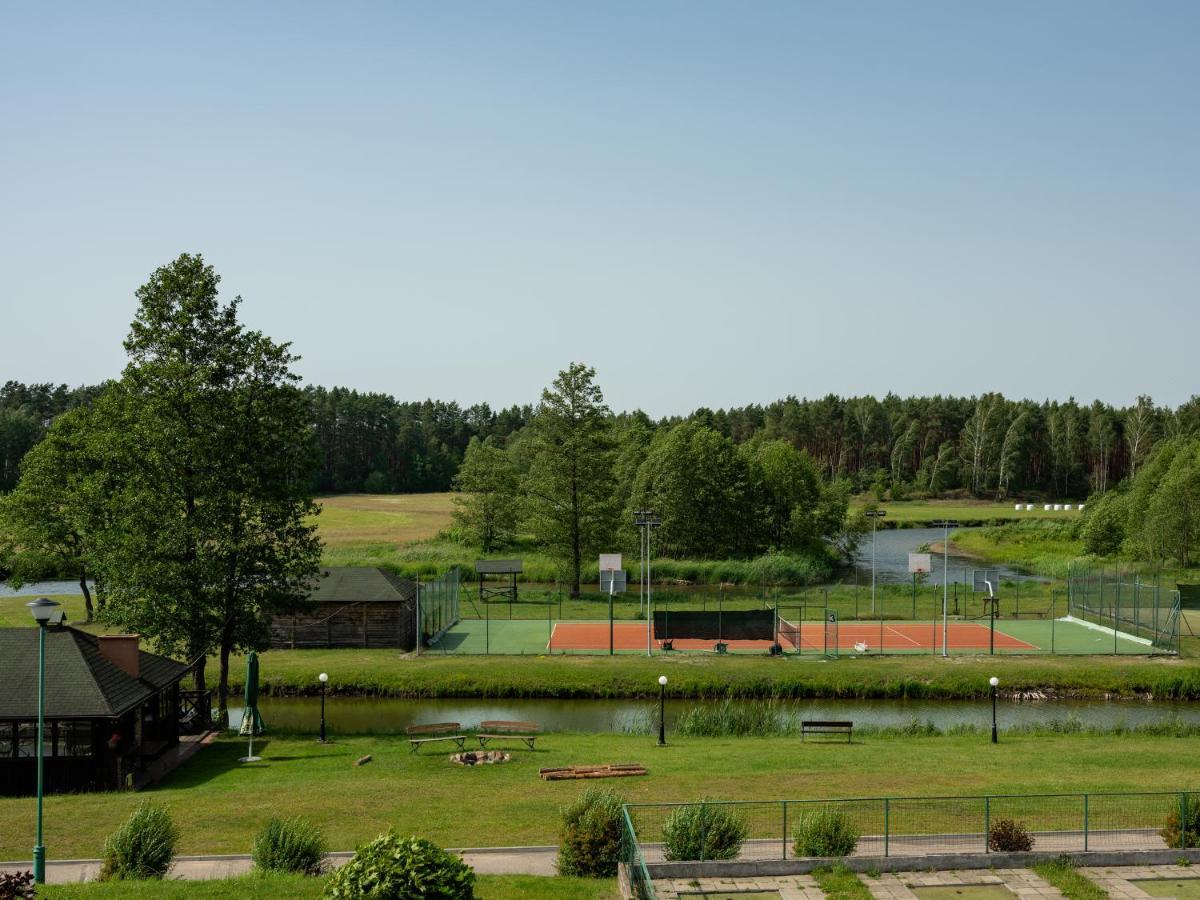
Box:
2, 2, 1197, 416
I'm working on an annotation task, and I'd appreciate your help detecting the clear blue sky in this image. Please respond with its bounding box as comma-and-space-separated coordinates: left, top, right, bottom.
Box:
2, 2, 1196, 415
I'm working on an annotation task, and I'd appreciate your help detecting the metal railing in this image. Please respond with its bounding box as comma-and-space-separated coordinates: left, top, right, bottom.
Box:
624, 790, 1200, 870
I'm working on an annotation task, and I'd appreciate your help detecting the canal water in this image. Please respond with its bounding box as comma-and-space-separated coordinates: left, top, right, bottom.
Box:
229, 696, 1200, 734
851, 527, 1040, 586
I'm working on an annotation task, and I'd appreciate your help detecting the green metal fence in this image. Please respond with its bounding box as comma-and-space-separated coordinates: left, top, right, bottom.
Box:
1067, 564, 1180, 654
623, 790, 1200, 878
418, 567, 460, 645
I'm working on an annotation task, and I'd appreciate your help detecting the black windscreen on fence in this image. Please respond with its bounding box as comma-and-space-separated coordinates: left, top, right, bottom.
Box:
653, 608, 776, 641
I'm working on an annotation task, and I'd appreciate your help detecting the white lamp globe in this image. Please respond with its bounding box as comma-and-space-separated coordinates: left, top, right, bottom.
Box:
989, 676, 999, 687
658, 675, 668, 686
319, 672, 329, 684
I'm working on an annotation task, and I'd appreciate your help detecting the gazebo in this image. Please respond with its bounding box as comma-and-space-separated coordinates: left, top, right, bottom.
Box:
0, 626, 193, 795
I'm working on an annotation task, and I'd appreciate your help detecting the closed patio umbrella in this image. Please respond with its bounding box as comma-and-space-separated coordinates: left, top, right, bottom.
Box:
238, 651, 265, 762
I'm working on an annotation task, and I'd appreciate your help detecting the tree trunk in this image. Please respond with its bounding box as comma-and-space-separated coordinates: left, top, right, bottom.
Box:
193, 655, 207, 693
218, 637, 232, 724
79, 565, 94, 623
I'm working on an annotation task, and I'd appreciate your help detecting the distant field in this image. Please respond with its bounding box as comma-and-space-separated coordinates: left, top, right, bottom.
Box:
849, 498, 1084, 525
314, 493, 456, 547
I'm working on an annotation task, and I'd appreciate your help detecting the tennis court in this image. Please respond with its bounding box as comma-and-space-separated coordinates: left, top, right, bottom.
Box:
425, 615, 1155, 655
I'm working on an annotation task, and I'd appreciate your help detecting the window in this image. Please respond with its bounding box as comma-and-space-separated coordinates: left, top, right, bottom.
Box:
58, 721, 93, 757
0, 723, 13, 758
16, 722, 36, 757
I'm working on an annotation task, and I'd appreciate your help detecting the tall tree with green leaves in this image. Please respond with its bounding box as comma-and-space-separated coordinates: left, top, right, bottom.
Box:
452, 437, 520, 552
92, 254, 322, 716
524, 363, 617, 597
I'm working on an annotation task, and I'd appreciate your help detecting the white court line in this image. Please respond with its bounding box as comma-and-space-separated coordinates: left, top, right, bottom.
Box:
881, 624, 924, 647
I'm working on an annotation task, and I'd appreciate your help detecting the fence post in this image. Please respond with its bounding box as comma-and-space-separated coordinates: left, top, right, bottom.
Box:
782, 801, 788, 859
984, 796, 991, 853
700, 805, 707, 862
1083, 794, 1089, 852
884, 798, 890, 857
1182, 793, 1190, 850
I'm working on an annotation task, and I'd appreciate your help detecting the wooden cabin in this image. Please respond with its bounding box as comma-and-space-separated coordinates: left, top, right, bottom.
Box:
0, 627, 194, 796
269, 567, 418, 650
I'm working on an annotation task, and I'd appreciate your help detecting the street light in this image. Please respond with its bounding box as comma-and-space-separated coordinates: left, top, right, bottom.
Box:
864, 510, 886, 614
931, 520, 960, 657
989, 676, 1000, 744
27, 597, 60, 884
657, 675, 668, 746
318, 673, 329, 743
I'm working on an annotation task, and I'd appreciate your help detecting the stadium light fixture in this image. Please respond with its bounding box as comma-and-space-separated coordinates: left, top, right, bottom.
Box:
863, 510, 886, 614
930, 520, 960, 656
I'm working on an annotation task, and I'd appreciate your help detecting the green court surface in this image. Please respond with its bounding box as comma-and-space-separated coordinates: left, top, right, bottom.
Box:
425, 616, 1161, 656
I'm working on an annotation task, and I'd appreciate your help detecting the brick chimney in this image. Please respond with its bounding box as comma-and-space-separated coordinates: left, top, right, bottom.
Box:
99, 635, 140, 678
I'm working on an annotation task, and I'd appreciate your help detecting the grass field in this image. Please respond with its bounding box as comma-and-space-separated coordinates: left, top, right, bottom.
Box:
37, 873, 617, 898
3, 730, 1200, 861
314, 493, 456, 547
848, 498, 1083, 526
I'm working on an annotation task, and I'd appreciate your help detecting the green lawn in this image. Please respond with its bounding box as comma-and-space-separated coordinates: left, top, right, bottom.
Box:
36, 873, 617, 898
5, 730, 1200, 861
848, 499, 1083, 526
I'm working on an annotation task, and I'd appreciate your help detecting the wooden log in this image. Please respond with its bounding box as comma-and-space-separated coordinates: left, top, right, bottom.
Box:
538, 764, 647, 781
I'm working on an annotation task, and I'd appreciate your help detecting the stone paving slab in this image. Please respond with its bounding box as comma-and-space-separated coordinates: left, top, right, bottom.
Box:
655, 872, 823, 899
1081, 865, 1200, 899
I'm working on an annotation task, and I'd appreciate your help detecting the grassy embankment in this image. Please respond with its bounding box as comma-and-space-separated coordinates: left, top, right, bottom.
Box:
4, 730, 1200, 861
849, 498, 1082, 528
37, 873, 617, 899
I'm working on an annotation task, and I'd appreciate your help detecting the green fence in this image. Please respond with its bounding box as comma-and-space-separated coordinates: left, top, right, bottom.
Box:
623, 789, 1200, 894
1067, 564, 1180, 654
418, 567, 460, 645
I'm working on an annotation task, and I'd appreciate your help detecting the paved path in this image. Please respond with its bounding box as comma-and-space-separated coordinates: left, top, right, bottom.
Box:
0, 845, 559, 884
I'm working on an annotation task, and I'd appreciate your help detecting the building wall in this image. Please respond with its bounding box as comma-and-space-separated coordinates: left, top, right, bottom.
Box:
269, 601, 416, 650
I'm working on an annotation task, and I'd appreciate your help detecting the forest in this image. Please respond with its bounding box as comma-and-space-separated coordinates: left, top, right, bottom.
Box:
4, 379, 1198, 501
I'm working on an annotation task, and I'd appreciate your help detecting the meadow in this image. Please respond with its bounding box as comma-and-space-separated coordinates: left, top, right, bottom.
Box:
4, 730, 1200, 860
848, 498, 1083, 526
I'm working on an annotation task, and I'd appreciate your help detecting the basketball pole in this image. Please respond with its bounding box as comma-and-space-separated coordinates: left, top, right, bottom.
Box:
608, 568, 615, 656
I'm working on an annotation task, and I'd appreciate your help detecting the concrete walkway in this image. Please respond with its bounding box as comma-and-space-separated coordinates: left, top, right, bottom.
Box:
0, 845, 559, 884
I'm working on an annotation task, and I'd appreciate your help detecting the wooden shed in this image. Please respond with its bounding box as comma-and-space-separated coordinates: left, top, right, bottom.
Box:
269, 567, 418, 650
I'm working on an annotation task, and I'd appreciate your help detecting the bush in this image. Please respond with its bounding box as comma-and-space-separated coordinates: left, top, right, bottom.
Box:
253, 816, 328, 875
792, 807, 860, 858
662, 801, 748, 861
988, 818, 1034, 852
556, 787, 626, 878
1161, 800, 1200, 849
99, 802, 179, 880
0, 871, 34, 900
324, 832, 475, 899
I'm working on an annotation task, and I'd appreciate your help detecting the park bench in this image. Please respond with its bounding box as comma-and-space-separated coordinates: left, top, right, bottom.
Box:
476, 720, 540, 750
800, 720, 853, 743
407, 722, 467, 753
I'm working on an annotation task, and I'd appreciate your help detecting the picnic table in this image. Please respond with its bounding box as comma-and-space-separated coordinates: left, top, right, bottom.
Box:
476, 720, 540, 750
406, 722, 467, 753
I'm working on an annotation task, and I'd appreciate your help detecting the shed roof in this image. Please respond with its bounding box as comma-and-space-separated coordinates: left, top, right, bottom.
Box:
0, 627, 190, 720
474, 559, 523, 575
308, 567, 416, 604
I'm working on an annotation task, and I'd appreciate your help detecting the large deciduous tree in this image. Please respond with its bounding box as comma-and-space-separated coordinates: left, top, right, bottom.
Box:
93, 253, 322, 717
524, 363, 617, 597
452, 437, 520, 552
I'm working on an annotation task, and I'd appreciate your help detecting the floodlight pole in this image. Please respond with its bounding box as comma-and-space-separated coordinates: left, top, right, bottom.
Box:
865, 510, 886, 614
634, 511, 660, 657
932, 520, 958, 657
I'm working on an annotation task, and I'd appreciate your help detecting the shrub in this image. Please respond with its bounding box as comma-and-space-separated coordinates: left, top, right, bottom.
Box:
1161, 800, 1200, 849
792, 807, 860, 858
253, 816, 328, 875
988, 818, 1034, 852
99, 802, 179, 880
556, 787, 627, 878
0, 871, 34, 900
324, 832, 475, 899
662, 801, 748, 861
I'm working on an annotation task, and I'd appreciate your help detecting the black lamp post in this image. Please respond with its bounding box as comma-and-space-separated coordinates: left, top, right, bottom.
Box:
318, 672, 329, 743
989, 676, 999, 744
27, 597, 60, 885
657, 675, 668, 746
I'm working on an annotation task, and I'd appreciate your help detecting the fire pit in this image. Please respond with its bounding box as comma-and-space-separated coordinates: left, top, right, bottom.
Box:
450, 750, 511, 766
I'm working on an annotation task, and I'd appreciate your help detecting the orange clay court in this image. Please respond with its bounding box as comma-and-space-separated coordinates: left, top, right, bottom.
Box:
547, 620, 1038, 652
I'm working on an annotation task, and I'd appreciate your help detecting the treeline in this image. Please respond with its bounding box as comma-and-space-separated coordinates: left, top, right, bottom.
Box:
6, 380, 1198, 500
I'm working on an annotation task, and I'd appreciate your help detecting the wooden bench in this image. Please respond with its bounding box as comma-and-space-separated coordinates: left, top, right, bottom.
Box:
476, 720, 540, 750
406, 722, 467, 753
801, 720, 853, 743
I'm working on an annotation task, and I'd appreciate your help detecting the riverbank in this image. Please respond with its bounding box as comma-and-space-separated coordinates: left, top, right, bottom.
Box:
231, 652, 1200, 700
4, 730, 1199, 861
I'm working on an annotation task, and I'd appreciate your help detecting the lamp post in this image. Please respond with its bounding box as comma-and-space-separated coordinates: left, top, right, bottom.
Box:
989, 676, 999, 744
931, 520, 959, 656
864, 509, 886, 614
634, 511, 661, 657
318, 673, 329, 743
27, 597, 60, 884
657, 675, 668, 746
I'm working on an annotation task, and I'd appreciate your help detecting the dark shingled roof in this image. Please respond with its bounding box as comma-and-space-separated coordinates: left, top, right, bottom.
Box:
0, 627, 190, 720
474, 559, 522, 575
308, 567, 416, 604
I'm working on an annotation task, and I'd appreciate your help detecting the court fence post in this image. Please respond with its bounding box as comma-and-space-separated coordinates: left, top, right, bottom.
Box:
782, 801, 788, 859
486, 594, 490, 655
884, 798, 890, 857
1051, 594, 1056, 654
984, 796, 990, 853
